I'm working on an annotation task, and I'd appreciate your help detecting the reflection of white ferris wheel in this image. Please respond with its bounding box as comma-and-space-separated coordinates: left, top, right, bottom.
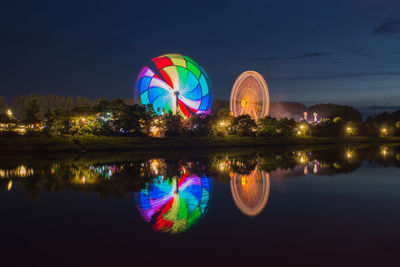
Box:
230, 71, 270, 120
230, 168, 270, 217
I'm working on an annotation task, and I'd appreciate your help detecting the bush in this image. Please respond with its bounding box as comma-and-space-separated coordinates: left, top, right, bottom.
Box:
276, 118, 297, 136
231, 115, 257, 136
164, 113, 183, 137
183, 114, 211, 137
257, 117, 280, 136
311, 121, 341, 137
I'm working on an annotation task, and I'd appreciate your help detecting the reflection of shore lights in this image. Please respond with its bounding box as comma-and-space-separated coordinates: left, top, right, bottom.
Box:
381, 146, 388, 157
89, 165, 117, 179
150, 159, 161, 175
19, 165, 26, 176
7, 180, 12, 191
313, 164, 318, 174
0, 165, 33, 178
346, 149, 355, 160
219, 162, 225, 171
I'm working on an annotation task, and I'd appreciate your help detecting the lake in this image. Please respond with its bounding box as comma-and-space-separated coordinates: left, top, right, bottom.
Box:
1, 144, 400, 266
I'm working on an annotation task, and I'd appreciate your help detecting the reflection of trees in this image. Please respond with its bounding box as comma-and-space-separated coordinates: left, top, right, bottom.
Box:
209, 146, 399, 181
0, 158, 212, 202
366, 145, 400, 168
0, 161, 155, 202
2, 145, 400, 202
308, 148, 363, 175
228, 155, 258, 174
257, 151, 297, 172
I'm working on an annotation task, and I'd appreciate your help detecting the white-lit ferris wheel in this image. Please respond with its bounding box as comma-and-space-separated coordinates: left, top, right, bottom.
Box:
230, 71, 270, 120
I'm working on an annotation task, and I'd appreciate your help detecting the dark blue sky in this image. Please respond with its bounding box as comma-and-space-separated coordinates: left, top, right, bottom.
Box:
1, 0, 400, 109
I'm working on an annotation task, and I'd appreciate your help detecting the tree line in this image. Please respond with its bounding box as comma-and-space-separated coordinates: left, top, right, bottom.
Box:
1, 95, 400, 138
0, 94, 133, 120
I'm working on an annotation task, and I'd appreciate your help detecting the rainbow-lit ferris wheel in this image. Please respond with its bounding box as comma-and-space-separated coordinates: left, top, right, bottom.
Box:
230, 71, 270, 120
135, 54, 212, 119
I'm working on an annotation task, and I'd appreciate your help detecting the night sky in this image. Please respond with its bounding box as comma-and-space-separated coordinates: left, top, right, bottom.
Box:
1, 0, 400, 111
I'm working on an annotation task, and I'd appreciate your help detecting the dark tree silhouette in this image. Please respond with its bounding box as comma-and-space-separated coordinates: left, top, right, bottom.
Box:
22, 98, 41, 125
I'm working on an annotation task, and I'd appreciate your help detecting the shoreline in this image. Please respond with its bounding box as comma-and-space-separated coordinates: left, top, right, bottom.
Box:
1, 136, 400, 154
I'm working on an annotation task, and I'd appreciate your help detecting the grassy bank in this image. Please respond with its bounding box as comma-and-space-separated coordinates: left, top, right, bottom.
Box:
1, 135, 400, 154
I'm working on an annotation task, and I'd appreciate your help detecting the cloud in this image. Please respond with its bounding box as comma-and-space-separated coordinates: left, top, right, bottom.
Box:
348, 48, 375, 59
255, 52, 332, 62
270, 71, 400, 81
373, 19, 400, 35
289, 52, 332, 60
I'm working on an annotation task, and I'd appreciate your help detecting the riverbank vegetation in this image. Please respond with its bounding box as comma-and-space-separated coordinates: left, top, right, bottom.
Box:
1, 95, 400, 145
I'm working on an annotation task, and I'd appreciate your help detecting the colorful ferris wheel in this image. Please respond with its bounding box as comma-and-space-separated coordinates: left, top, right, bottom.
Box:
135, 54, 212, 118
230, 71, 270, 120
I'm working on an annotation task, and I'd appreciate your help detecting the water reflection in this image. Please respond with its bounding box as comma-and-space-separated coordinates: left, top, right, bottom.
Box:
1, 144, 400, 228
0, 165, 34, 178
135, 169, 212, 235
230, 167, 269, 216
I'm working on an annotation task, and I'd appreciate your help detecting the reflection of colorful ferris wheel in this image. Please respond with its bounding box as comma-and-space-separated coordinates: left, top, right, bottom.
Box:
230, 71, 270, 120
230, 168, 270, 217
135, 172, 212, 235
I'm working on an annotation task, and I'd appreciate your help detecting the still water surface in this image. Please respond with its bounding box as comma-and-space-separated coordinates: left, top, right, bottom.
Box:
1, 145, 400, 266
